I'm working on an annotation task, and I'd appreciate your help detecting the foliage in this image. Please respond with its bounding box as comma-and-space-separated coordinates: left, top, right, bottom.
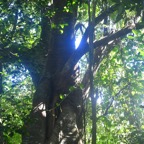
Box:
0, 0, 144, 143
85, 30, 144, 143
0, 63, 34, 143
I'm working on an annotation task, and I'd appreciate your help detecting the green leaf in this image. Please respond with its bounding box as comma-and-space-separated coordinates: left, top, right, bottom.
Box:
56, 103, 60, 107
132, 29, 139, 36
127, 35, 134, 39
60, 94, 64, 100
69, 86, 75, 92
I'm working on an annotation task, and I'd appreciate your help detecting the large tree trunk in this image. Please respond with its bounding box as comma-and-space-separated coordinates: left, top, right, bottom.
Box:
46, 88, 83, 144
22, 1, 83, 143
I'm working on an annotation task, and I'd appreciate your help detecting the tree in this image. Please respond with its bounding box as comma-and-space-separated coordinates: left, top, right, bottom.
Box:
0, 0, 144, 143
84, 34, 144, 143
0, 63, 33, 144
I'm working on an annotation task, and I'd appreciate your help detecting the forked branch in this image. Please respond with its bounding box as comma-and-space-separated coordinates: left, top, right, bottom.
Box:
62, 22, 144, 74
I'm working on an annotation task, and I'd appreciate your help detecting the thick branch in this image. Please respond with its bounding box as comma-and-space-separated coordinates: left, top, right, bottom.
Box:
94, 4, 119, 25
77, 3, 119, 60
82, 39, 120, 96
40, 14, 51, 48
62, 22, 144, 74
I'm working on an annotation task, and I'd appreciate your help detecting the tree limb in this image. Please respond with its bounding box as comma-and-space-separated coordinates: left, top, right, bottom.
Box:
62, 22, 144, 74
76, 3, 119, 61
82, 39, 120, 96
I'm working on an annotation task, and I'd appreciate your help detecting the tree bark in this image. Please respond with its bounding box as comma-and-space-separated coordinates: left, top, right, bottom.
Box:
20, 1, 144, 143
47, 88, 83, 144
22, 1, 84, 143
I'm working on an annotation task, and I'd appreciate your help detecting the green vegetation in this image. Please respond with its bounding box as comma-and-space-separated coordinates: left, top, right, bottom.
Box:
0, 0, 144, 143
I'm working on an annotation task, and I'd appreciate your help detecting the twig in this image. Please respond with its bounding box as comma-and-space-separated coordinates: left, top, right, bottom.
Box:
97, 83, 130, 120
